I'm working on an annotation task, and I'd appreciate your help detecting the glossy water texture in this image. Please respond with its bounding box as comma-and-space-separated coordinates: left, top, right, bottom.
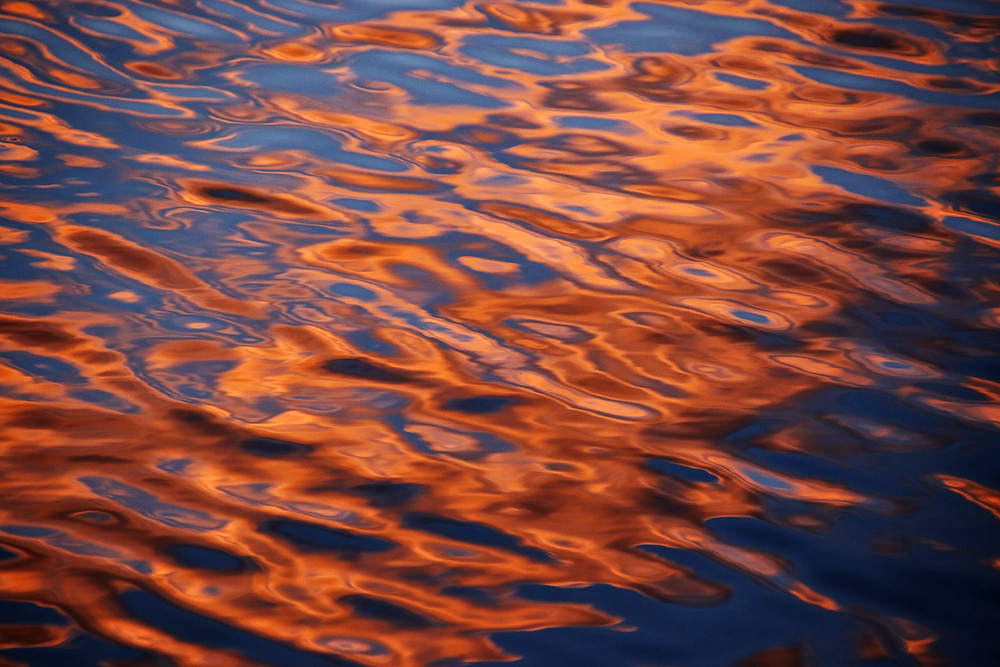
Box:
1, 0, 1000, 665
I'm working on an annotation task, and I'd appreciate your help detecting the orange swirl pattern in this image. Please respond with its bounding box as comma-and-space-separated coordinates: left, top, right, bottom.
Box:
1, 0, 999, 665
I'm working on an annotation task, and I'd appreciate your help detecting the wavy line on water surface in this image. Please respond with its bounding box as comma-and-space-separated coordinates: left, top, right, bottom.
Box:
1, 0, 1000, 665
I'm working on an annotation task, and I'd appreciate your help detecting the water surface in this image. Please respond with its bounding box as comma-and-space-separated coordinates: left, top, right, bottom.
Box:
1, 0, 999, 665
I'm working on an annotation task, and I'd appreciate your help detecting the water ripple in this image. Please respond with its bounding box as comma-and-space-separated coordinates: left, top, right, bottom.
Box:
1, 0, 999, 665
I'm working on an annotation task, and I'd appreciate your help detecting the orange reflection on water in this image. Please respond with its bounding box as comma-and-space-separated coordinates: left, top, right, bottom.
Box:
1, 0, 999, 665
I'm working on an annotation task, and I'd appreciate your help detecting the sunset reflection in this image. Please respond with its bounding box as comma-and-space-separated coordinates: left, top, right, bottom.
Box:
1, 0, 999, 665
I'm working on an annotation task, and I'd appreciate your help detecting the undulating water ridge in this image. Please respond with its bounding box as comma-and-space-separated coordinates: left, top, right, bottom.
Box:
1, 0, 999, 665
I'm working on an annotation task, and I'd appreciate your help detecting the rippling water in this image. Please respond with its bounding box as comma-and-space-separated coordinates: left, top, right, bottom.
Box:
1, 0, 1000, 665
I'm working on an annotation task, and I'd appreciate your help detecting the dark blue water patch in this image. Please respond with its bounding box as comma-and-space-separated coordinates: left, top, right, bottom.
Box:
705, 512, 1000, 659
339, 0, 466, 11
71, 2, 120, 17
742, 467, 798, 493
722, 418, 789, 444
944, 190, 1000, 222
470, 34, 596, 58
245, 0, 441, 25
118, 589, 359, 667
808, 546, 1000, 664
240, 436, 315, 458
201, 125, 407, 173
0, 103, 43, 122
15, 82, 168, 121
460, 35, 610, 76
846, 298, 991, 351
877, 310, 924, 328
943, 216, 1000, 242
483, 574, 861, 667
646, 458, 719, 483
442, 395, 520, 414
711, 517, 825, 567
0, 631, 166, 667
440, 585, 500, 606
69, 388, 141, 413
157, 458, 193, 475
837, 49, 990, 81
129, 4, 242, 42
793, 65, 1000, 109
915, 479, 1000, 563
166, 544, 253, 572
949, 38, 1000, 66
341, 328, 403, 357
0, 525, 61, 539
346, 482, 425, 508
942, 328, 1000, 356
322, 357, 415, 384
748, 330, 801, 349
826, 389, 948, 433
0, 18, 136, 85
913, 381, 991, 402
952, 354, 1000, 385
744, 448, 909, 500
723, 433, 1000, 645
0, 600, 69, 626
0, 544, 19, 561
389, 264, 455, 308
339, 595, 438, 629
811, 166, 926, 207
714, 72, 771, 89
195, 0, 299, 35
731, 309, 771, 325
684, 112, 761, 128
402, 512, 554, 563
360, 50, 516, 89
878, 0, 1000, 13
585, 3, 797, 55
332, 197, 380, 212
844, 203, 932, 231
767, 0, 848, 15
554, 115, 626, 130
0, 351, 86, 385
349, 51, 513, 108
260, 519, 396, 557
